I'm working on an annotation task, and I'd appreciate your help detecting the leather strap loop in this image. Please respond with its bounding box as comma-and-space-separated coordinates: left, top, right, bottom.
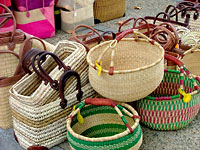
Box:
98, 31, 116, 44
59, 70, 83, 109
0, 3, 17, 42
37, 52, 70, 90
71, 24, 104, 52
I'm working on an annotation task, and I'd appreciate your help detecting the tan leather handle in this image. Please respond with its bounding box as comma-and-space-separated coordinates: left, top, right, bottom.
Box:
71, 24, 104, 52
0, 3, 16, 42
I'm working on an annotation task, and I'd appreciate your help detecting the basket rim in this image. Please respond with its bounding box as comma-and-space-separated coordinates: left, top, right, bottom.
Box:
87, 38, 164, 74
183, 49, 200, 56
66, 102, 140, 142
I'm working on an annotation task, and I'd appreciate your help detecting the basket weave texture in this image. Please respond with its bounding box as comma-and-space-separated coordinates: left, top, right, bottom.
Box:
9, 41, 96, 149
67, 99, 142, 150
87, 30, 164, 102
93, 0, 126, 22
137, 55, 200, 130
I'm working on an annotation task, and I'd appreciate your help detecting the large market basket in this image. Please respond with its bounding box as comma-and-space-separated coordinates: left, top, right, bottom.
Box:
87, 29, 165, 102
9, 41, 97, 149
137, 54, 200, 130
66, 98, 142, 150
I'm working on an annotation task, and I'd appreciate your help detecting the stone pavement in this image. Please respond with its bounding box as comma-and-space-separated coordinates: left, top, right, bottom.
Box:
1, 0, 200, 150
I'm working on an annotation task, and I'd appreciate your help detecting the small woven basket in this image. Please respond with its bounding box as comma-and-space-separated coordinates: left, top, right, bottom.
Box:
137, 54, 200, 130
87, 29, 164, 102
66, 98, 142, 150
181, 42, 200, 77
93, 0, 126, 23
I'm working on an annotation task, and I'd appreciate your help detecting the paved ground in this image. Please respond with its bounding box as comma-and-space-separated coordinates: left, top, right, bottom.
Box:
1, 0, 200, 150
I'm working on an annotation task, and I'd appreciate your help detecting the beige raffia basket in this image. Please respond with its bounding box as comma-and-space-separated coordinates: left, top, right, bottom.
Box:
181, 42, 200, 77
93, 0, 126, 23
0, 37, 54, 129
9, 40, 96, 149
87, 29, 164, 102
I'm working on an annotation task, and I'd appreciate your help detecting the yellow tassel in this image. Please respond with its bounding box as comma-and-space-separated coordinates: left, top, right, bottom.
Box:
95, 60, 102, 76
73, 105, 84, 124
178, 88, 191, 103
175, 44, 179, 49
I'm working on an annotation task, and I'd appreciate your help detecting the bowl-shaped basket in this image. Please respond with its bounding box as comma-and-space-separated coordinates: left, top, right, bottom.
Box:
66, 98, 142, 150
137, 54, 200, 130
87, 29, 164, 102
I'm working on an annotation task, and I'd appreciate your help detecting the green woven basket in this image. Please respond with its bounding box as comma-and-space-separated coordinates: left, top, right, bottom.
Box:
66, 98, 142, 150
137, 54, 200, 130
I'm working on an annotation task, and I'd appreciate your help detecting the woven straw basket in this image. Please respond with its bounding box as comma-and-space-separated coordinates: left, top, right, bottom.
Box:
0, 37, 54, 129
93, 0, 126, 23
66, 98, 142, 150
87, 29, 164, 102
137, 54, 200, 130
9, 41, 97, 149
181, 42, 200, 78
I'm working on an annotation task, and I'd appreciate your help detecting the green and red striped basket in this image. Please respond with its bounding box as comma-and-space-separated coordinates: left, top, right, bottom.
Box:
137, 54, 200, 130
66, 98, 143, 150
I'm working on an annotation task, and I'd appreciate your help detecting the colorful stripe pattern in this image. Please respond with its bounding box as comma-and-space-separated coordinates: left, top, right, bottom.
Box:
137, 71, 200, 130
67, 105, 142, 149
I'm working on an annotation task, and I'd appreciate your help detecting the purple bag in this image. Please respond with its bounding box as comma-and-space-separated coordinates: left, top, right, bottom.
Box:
14, 0, 54, 11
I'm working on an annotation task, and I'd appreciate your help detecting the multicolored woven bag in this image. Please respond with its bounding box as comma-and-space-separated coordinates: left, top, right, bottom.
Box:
137, 54, 200, 130
66, 98, 142, 150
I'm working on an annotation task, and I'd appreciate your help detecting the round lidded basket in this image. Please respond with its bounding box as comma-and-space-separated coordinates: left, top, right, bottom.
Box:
137, 54, 200, 130
66, 98, 142, 150
87, 29, 165, 102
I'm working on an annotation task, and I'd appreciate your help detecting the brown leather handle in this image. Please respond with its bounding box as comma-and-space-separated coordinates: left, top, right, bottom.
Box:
165, 5, 179, 22
19, 37, 47, 65
144, 11, 189, 27
37, 52, 70, 90
85, 98, 117, 108
118, 17, 136, 33
151, 26, 176, 51
0, 4, 16, 42
97, 31, 116, 44
132, 18, 151, 37
165, 51, 179, 66
59, 70, 83, 109
165, 53, 184, 67
71, 24, 104, 52
176, 1, 196, 10
22, 49, 47, 75
150, 22, 179, 51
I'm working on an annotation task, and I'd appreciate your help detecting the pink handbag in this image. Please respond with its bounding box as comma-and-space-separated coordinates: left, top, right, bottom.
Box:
13, 0, 54, 11
0, 1, 13, 32
13, 0, 55, 39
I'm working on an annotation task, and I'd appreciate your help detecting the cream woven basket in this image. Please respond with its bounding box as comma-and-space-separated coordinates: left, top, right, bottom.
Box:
87, 29, 165, 102
181, 42, 200, 78
9, 40, 96, 149
0, 37, 54, 129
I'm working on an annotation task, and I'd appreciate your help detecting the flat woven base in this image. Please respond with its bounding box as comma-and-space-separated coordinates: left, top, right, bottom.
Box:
67, 105, 143, 150
137, 72, 200, 130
